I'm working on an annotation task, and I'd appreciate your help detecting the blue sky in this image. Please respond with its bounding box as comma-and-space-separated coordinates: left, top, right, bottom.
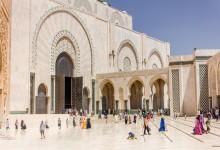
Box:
107, 0, 220, 55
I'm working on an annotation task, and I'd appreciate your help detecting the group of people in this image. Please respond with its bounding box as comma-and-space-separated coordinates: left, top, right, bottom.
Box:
194, 113, 211, 135
5, 119, 27, 131
80, 116, 92, 129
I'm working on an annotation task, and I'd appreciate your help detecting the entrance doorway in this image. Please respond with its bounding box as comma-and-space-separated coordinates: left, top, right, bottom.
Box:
55, 52, 83, 113
102, 82, 114, 114
83, 87, 90, 113
151, 79, 168, 111
102, 96, 107, 113
36, 84, 47, 114
130, 80, 143, 109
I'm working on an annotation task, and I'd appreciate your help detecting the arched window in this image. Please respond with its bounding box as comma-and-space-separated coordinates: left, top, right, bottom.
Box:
152, 64, 158, 69
123, 57, 131, 71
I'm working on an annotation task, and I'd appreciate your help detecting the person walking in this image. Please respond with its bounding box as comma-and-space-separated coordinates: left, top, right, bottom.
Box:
143, 117, 150, 135
22, 121, 27, 130
40, 121, 45, 139
108, 108, 111, 115
105, 112, 108, 124
21, 120, 24, 129
125, 114, 128, 125
159, 116, 166, 132
133, 113, 137, 124
15, 119, 18, 130
128, 115, 132, 124
66, 118, 69, 128
86, 118, 91, 129
205, 118, 211, 134
215, 107, 219, 121
6, 119, 10, 131
58, 118, 61, 129
73, 117, 76, 127
194, 115, 205, 135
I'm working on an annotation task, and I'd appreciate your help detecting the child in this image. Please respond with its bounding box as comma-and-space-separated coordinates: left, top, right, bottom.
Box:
127, 132, 137, 139
205, 118, 210, 134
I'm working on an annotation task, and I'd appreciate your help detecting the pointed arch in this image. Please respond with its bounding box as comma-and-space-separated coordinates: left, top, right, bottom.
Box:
148, 49, 164, 68
117, 40, 139, 70
51, 30, 80, 75
31, 6, 95, 75
110, 12, 125, 27
74, 0, 93, 15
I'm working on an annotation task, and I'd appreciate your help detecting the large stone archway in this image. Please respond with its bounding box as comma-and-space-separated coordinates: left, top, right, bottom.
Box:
150, 78, 168, 112
83, 87, 90, 113
130, 80, 144, 110
55, 52, 74, 113
101, 82, 114, 114
31, 6, 95, 75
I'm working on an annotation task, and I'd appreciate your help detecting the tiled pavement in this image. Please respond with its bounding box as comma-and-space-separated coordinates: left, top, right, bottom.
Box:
1, 116, 220, 150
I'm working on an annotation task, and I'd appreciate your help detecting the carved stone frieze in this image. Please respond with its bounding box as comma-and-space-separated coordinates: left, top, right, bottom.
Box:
51, 30, 80, 76
96, 68, 169, 79
0, 7, 8, 98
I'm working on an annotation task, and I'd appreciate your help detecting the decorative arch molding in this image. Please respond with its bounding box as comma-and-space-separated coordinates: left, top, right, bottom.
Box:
117, 40, 139, 70
31, 6, 95, 75
148, 49, 164, 68
51, 30, 80, 75
83, 86, 91, 98
149, 75, 168, 88
110, 12, 125, 27
99, 79, 115, 92
38, 83, 48, 96
127, 77, 145, 93
74, 0, 93, 15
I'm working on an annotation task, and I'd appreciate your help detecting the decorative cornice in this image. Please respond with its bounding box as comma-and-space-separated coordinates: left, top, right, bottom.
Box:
195, 56, 211, 61
169, 61, 194, 66
96, 68, 169, 79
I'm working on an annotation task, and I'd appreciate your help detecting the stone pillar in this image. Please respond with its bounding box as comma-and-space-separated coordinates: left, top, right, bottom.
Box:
92, 79, 95, 112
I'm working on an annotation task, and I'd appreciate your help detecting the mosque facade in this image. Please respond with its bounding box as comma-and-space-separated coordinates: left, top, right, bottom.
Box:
1, 0, 220, 124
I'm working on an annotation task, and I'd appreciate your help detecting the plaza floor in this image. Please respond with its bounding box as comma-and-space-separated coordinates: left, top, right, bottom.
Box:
1, 116, 220, 150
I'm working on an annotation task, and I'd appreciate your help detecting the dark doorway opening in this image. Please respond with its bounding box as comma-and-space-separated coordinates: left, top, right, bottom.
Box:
102, 96, 107, 114
65, 77, 72, 109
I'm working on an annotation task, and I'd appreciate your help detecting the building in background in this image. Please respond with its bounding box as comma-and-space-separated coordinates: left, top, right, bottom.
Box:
3, 0, 220, 118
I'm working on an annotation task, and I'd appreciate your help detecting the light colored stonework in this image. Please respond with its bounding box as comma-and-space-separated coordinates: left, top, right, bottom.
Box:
4, 0, 220, 118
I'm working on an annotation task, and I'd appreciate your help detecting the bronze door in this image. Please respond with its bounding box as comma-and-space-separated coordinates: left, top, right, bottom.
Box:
55, 75, 65, 114
72, 77, 83, 111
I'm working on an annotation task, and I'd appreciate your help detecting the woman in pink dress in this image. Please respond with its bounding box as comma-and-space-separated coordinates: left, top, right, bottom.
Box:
194, 115, 205, 135
199, 114, 206, 134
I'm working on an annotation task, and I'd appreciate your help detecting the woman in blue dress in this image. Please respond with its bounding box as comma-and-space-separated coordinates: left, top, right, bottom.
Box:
159, 116, 165, 132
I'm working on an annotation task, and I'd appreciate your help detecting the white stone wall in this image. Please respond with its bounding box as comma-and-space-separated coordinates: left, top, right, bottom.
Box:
10, 0, 31, 112
49, 0, 133, 29
208, 52, 220, 107
10, 0, 170, 114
